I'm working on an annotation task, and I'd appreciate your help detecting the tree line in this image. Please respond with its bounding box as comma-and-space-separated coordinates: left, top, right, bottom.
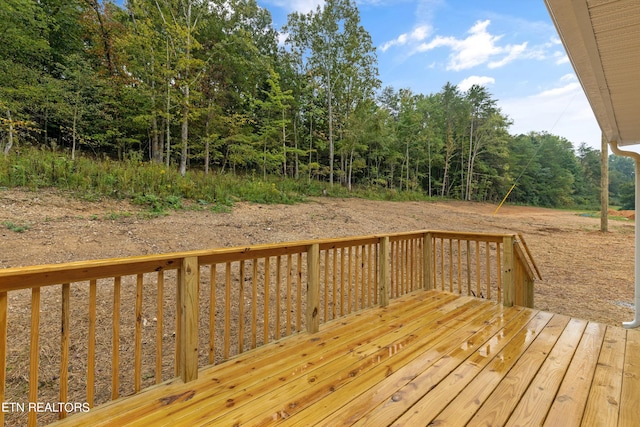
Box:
0, 0, 633, 207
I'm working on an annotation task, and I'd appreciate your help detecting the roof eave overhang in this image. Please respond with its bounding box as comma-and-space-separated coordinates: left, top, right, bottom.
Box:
544, 0, 640, 146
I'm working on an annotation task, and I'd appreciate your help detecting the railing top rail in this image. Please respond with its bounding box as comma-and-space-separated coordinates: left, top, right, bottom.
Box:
0, 229, 535, 293
428, 230, 515, 243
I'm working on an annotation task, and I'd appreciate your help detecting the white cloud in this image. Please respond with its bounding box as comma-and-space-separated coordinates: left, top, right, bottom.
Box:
488, 42, 528, 68
499, 77, 600, 148
412, 20, 529, 71
380, 25, 432, 52
264, 0, 324, 13
458, 75, 495, 91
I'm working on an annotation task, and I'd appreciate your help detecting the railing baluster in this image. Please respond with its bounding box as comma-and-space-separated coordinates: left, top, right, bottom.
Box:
379, 237, 390, 307
390, 242, 396, 298
324, 250, 329, 321
297, 253, 302, 332
449, 239, 454, 292
409, 239, 417, 292
174, 271, 181, 377
276, 256, 281, 340
0, 292, 6, 427
457, 240, 462, 294
28, 287, 40, 426
374, 242, 379, 304
368, 244, 374, 306
209, 265, 216, 365
88, 280, 97, 406
423, 233, 432, 291
340, 248, 345, 316
332, 249, 337, 320
263, 257, 270, 345
224, 263, 231, 360
349, 246, 354, 313
440, 238, 445, 291
360, 245, 369, 308
286, 254, 292, 336
252, 259, 258, 349
112, 277, 120, 400
403, 240, 408, 295
497, 244, 502, 304
475, 241, 481, 297
135, 274, 143, 392
398, 241, 403, 296
486, 242, 492, 300
157, 271, 164, 381
353, 246, 362, 311
238, 260, 245, 354
59, 283, 70, 420
466, 240, 472, 295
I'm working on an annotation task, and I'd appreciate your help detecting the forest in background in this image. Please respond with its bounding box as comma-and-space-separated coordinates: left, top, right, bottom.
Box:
0, 0, 635, 209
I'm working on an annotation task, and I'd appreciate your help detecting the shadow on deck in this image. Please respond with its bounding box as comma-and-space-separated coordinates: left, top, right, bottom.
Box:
53, 289, 640, 426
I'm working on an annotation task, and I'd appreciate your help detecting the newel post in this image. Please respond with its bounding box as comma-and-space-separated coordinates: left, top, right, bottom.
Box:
379, 236, 390, 307
423, 232, 433, 290
178, 256, 199, 383
502, 235, 515, 307
307, 244, 320, 333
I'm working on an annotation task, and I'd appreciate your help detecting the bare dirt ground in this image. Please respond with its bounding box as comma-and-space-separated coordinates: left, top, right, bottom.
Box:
1, 187, 635, 326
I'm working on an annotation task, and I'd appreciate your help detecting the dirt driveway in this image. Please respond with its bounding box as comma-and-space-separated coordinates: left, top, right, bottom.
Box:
0, 188, 635, 326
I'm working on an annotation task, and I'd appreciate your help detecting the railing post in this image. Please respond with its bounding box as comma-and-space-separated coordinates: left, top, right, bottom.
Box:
307, 244, 320, 333
379, 236, 390, 307
502, 235, 515, 307
179, 256, 199, 383
423, 232, 433, 290
0, 292, 6, 427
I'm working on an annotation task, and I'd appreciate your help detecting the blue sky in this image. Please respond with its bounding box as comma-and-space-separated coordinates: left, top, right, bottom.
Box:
259, 0, 602, 150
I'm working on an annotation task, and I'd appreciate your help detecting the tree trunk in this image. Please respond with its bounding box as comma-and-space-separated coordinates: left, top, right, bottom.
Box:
87, 0, 115, 76
348, 148, 354, 191
294, 114, 299, 179
466, 118, 474, 200
204, 105, 212, 175
282, 107, 287, 177
151, 111, 161, 163
4, 109, 14, 155
165, 38, 171, 167
406, 141, 410, 191
180, 86, 188, 177
308, 112, 313, 183
328, 70, 334, 187
179, 4, 191, 177
72, 101, 78, 160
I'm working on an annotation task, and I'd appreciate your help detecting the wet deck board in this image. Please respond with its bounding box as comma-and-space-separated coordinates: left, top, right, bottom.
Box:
52, 290, 640, 426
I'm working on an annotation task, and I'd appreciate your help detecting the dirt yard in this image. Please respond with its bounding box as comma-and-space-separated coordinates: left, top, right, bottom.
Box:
0, 187, 637, 425
0, 188, 635, 326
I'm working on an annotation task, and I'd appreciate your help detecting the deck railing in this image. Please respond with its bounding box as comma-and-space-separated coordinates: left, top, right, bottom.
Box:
0, 230, 537, 426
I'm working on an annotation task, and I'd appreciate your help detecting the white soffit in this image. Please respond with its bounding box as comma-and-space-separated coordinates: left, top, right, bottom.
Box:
545, 0, 640, 146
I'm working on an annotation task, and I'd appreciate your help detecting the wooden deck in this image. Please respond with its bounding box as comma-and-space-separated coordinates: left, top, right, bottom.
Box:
52, 289, 639, 426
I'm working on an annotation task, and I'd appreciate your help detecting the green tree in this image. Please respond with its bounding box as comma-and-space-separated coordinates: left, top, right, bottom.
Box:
286, 0, 379, 186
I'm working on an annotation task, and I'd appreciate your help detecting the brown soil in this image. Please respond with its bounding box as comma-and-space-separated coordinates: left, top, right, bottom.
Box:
0, 188, 636, 424
1, 188, 634, 326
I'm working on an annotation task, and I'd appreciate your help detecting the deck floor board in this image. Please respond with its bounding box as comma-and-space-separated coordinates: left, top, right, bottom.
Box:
52, 290, 640, 427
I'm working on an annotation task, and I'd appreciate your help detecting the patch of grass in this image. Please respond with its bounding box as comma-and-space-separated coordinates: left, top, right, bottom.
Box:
578, 211, 631, 221
103, 211, 133, 221
2, 221, 30, 233
0, 147, 439, 212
